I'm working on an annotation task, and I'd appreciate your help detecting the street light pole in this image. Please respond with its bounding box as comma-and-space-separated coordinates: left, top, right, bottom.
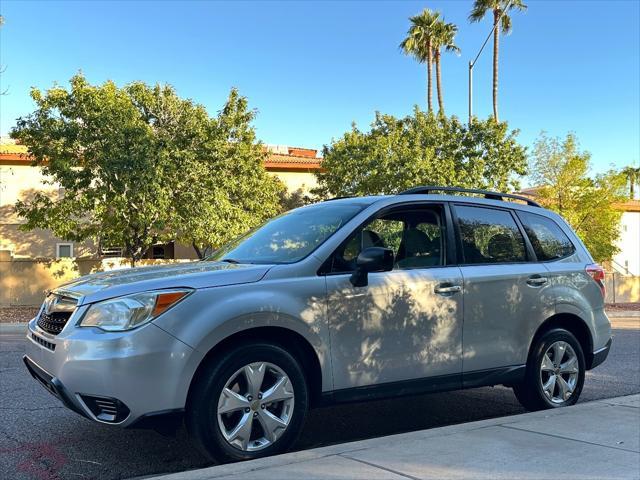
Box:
468, 61, 473, 125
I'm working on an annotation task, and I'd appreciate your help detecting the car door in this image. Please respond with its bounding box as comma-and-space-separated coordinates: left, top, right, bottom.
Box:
452, 204, 555, 377
324, 203, 464, 391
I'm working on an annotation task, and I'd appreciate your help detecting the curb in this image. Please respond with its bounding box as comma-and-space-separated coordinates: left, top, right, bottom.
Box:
0, 323, 28, 334
133, 394, 640, 480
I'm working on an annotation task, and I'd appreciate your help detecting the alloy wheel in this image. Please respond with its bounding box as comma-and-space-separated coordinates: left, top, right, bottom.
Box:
539, 341, 580, 404
217, 362, 295, 452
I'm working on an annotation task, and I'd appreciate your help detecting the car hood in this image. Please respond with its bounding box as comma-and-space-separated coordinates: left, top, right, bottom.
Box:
53, 261, 274, 305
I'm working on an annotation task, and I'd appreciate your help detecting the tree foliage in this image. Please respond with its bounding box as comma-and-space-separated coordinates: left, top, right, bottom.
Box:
314, 109, 527, 197
530, 133, 626, 263
11, 74, 284, 264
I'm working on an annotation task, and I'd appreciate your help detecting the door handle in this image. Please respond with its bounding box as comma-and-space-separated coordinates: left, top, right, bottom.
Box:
434, 284, 462, 295
527, 275, 548, 286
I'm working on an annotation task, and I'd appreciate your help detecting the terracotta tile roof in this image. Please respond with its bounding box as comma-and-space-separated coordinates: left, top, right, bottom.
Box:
0, 143, 324, 171
617, 200, 640, 212
517, 186, 640, 211
264, 153, 323, 171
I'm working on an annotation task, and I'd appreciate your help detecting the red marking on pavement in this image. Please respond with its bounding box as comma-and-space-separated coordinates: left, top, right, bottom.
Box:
1, 441, 68, 480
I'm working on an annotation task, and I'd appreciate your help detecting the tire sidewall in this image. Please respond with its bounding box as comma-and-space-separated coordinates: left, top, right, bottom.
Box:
188, 343, 309, 463
530, 329, 586, 409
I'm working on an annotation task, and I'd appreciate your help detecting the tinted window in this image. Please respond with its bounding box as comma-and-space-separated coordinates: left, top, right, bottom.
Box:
455, 206, 526, 264
518, 211, 575, 260
208, 202, 367, 264
330, 207, 444, 272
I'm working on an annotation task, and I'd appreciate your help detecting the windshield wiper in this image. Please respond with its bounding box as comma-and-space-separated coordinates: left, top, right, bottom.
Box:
220, 258, 241, 264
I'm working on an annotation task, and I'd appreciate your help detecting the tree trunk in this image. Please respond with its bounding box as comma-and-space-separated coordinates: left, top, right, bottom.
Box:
435, 50, 444, 114
427, 39, 433, 113
192, 241, 204, 260
492, 9, 500, 122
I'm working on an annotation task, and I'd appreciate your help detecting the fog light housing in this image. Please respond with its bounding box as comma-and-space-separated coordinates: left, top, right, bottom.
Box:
80, 394, 130, 423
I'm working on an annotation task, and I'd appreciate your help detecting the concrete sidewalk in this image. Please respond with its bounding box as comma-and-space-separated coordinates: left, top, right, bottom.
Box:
142, 395, 640, 480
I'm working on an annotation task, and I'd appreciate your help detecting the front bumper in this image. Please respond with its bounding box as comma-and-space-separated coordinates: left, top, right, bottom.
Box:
23, 355, 91, 419
24, 315, 202, 427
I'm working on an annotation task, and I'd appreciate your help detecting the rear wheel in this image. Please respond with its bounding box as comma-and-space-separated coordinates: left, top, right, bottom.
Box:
186, 342, 309, 463
513, 328, 585, 411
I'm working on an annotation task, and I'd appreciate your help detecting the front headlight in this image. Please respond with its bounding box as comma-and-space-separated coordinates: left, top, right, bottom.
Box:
79, 289, 192, 331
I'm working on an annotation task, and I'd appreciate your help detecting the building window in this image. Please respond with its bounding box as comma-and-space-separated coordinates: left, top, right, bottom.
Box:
56, 243, 74, 259
152, 245, 166, 259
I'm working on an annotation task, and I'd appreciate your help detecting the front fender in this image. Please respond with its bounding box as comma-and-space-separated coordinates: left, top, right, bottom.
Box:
153, 277, 331, 391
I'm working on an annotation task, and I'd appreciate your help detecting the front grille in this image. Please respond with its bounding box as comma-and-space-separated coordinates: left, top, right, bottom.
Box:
80, 395, 130, 423
37, 311, 72, 335
31, 333, 56, 351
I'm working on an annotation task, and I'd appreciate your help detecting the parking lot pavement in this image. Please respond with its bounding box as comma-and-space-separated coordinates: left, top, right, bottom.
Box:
0, 319, 638, 480
141, 394, 640, 480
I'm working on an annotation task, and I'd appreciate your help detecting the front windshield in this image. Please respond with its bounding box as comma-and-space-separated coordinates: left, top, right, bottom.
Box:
207, 202, 367, 264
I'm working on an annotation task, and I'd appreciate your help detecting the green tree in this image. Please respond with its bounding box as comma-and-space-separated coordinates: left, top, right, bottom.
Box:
530, 133, 627, 263
173, 88, 285, 258
469, 0, 527, 121
314, 108, 527, 197
431, 18, 460, 115
400, 9, 441, 113
11, 74, 283, 264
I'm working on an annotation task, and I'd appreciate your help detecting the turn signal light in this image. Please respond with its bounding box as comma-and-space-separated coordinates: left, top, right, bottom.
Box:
152, 291, 190, 317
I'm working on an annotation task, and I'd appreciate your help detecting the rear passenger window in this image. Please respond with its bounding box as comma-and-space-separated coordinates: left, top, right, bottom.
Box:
455, 206, 527, 264
517, 211, 575, 260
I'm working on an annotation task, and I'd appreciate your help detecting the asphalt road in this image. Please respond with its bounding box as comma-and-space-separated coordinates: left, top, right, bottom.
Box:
1, 322, 638, 480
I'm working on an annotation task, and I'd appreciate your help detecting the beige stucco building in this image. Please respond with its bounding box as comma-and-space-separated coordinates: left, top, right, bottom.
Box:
612, 201, 640, 276
0, 142, 322, 261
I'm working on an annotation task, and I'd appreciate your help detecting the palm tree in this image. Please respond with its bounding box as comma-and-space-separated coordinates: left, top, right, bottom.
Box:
469, 0, 527, 121
400, 9, 440, 113
431, 19, 460, 115
621, 166, 640, 198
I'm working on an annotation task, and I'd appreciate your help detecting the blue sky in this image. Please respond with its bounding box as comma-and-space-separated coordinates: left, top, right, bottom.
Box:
1, 1, 639, 175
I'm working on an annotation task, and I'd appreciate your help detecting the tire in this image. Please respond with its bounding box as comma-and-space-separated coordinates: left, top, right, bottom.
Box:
186, 342, 309, 463
513, 328, 585, 411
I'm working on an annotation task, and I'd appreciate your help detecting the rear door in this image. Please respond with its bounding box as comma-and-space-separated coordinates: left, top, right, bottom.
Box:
452, 204, 555, 374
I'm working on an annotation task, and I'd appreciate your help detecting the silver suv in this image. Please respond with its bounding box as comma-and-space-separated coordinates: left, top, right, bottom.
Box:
24, 186, 612, 462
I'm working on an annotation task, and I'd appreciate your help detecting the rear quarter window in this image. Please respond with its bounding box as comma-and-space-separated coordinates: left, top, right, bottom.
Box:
454, 205, 527, 264
517, 211, 576, 261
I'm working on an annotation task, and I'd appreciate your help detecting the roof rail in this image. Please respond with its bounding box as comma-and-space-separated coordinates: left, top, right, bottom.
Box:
399, 186, 542, 208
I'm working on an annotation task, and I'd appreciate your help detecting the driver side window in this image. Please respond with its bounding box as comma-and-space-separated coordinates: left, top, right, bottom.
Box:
329, 206, 445, 273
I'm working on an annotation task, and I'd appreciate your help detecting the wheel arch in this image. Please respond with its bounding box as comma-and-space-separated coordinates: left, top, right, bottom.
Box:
528, 313, 594, 368
186, 326, 324, 409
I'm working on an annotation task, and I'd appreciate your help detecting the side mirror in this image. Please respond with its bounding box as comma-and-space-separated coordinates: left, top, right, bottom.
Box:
350, 247, 394, 287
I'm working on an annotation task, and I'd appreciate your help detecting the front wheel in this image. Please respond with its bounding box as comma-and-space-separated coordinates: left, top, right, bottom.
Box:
513, 328, 585, 411
186, 342, 309, 463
